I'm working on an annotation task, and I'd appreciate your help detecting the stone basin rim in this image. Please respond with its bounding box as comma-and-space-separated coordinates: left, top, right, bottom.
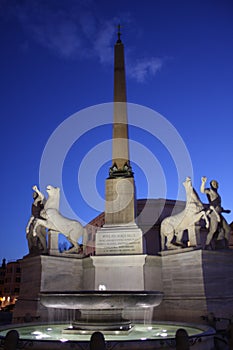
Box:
39, 291, 164, 310
40, 291, 163, 295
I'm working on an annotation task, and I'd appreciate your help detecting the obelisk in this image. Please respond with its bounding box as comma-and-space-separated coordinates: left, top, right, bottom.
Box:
95, 27, 143, 255
112, 26, 129, 169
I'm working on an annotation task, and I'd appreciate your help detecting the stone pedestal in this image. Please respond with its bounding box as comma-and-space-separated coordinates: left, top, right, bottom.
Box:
83, 255, 162, 291
105, 177, 136, 224
47, 231, 59, 255
83, 254, 162, 321
13, 254, 161, 323
13, 249, 233, 327
13, 255, 83, 323
95, 223, 143, 255
188, 223, 202, 247
156, 249, 233, 324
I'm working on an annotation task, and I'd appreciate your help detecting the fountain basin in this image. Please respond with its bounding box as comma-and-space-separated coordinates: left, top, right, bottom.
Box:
40, 290, 163, 333
40, 290, 163, 309
0, 321, 215, 350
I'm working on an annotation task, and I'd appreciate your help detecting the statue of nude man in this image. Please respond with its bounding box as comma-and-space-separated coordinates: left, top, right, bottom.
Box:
200, 177, 230, 249
26, 185, 47, 254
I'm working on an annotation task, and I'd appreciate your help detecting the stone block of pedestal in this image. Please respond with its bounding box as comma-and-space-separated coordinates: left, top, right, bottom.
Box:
156, 249, 233, 324
83, 254, 162, 322
83, 254, 162, 291
13, 255, 83, 323
95, 223, 143, 255
105, 177, 136, 225
47, 231, 59, 255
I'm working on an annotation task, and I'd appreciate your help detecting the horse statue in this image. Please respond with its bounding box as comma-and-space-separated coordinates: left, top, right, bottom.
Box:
160, 177, 209, 250
33, 185, 85, 253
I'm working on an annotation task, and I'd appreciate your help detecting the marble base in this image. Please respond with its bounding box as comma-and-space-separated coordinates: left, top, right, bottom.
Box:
95, 223, 143, 255
13, 255, 83, 323
13, 249, 233, 327
105, 177, 136, 224
83, 255, 162, 291
156, 249, 233, 324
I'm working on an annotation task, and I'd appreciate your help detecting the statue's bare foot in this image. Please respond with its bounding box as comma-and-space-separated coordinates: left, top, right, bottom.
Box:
166, 244, 181, 250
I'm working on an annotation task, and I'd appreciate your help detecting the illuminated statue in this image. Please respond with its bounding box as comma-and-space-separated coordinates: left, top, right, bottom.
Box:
32, 185, 85, 253
160, 177, 209, 250
200, 177, 231, 249
26, 185, 47, 254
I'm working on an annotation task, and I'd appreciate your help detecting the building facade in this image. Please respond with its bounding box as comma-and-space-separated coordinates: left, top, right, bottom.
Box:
0, 259, 21, 309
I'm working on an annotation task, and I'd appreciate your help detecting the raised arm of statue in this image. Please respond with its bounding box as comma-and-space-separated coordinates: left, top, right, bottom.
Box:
200, 176, 207, 194
32, 185, 45, 205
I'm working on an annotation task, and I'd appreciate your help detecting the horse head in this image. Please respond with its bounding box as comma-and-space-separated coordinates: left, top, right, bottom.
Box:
183, 177, 204, 210
45, 185, 60, 210
183, 177, 192, 193
46, 185, 60, 195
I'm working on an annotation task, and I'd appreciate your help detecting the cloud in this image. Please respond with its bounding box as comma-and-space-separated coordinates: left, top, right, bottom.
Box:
128, 57, 163, 83
10, 1, 91, 59
4, 0, 163, 82
30, 17, 83, 58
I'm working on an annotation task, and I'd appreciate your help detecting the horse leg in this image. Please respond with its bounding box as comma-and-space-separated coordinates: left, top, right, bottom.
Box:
202, 211, 209, 229
63, 241, 80, 254
174, 229, 185, 247
210, 205, 220, 222
160, 230, 166, 251
166, 231, 179, 249
63, 230, 80, 253
33, 219, 48, 237
161, 228, 173, 250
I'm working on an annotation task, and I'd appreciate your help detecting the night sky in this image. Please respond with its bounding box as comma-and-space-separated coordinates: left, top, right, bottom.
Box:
1, 0, 232, 261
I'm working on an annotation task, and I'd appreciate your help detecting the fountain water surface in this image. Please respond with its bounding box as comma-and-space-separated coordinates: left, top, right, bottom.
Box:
0, 321, 214, 350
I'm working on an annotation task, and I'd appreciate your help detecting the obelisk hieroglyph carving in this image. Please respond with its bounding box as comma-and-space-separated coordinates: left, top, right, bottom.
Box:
96, 27, 143, 255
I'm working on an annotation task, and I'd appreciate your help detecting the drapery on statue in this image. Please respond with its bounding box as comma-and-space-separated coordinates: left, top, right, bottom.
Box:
160, 177, 209, 250
32, 185, 85, 253
26, 185, 47, 254
200, 177, 231, 250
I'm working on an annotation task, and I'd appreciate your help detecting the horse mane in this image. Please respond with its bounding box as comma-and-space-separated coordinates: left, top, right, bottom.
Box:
44, 186, 60, 211
187, 185, 204, 210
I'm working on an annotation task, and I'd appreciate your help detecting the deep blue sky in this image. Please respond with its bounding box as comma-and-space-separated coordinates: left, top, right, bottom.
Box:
1, 0, 232, 261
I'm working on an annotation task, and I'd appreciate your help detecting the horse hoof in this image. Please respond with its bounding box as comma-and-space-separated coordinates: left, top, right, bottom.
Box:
62, 247, 79, 254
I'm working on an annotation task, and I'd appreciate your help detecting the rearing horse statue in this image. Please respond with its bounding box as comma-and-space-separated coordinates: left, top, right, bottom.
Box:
160, 177, 209, 250
33, 185, 85, 253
